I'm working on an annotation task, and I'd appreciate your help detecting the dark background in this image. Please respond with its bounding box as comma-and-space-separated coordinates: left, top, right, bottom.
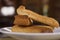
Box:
0, 0, 60, 27
48, 0, 60, 23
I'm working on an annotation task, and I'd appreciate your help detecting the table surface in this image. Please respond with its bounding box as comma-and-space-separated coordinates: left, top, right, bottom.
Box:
0, 37, 60, 40
0, 37, 16, 40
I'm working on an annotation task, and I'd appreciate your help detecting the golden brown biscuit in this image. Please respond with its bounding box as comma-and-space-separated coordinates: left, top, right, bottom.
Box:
11, 25, 53, 33
14, 15, 33, 26
17, 5, 59, 28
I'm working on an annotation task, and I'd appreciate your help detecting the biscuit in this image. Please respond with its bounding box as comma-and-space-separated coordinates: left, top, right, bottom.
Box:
17, 5, 59, 27
14, 15, 33, 26
12, 25, 53, 33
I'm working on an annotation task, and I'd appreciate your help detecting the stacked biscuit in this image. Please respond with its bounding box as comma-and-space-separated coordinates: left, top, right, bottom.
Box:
12, 5, 59, 33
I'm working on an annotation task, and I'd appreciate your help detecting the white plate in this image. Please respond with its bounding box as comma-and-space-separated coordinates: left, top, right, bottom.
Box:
0, 27, 60, 40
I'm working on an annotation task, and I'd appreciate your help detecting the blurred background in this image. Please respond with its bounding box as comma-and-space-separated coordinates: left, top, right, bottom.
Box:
0, 0, 60, 27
